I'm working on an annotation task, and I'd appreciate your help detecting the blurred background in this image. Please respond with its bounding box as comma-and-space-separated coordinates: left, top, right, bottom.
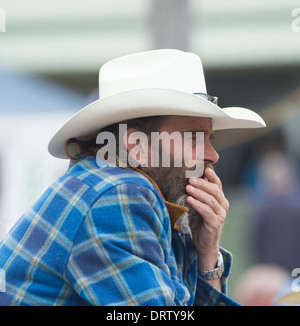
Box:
1, 0, 300, 305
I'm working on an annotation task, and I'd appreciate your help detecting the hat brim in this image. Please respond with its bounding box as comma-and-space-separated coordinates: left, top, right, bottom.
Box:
48, 88, 266, 159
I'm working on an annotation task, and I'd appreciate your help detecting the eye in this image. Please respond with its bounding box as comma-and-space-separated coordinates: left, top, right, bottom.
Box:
191, 136, 198, 145
209, 133, 215, 144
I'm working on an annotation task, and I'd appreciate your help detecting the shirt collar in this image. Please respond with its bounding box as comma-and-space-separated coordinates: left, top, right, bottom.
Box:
133, 168, 189, 231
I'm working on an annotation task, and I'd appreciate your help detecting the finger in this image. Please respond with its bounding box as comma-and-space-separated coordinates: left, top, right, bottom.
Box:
186, 195, 215, 221
188, 177, 229, 212
186, 184, 224, 215
205, 169, 229, 211
205, 167, 222, 189
186, 196, 224, 230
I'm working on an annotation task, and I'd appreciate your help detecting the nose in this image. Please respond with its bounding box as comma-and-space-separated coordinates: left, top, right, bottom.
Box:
204, 139, 219, 165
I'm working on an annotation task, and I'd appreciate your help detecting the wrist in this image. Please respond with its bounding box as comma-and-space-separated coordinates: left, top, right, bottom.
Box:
197, 247, 220, 270
198, 251, 224, 281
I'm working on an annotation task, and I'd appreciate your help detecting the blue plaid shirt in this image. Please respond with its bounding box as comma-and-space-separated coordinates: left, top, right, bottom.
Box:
0, 157, 239, 306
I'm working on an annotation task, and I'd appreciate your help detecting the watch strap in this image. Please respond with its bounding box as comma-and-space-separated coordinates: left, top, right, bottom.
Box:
198, 252, 224, 280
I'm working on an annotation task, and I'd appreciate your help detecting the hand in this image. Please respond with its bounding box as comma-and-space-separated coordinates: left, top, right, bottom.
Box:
185, 168, 229, 271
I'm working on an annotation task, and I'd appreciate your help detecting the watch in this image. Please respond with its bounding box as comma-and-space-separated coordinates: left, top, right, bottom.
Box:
198, 252, 224, 280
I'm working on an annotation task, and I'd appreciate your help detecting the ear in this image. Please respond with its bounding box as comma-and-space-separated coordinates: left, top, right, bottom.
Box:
124, 128, 149, 167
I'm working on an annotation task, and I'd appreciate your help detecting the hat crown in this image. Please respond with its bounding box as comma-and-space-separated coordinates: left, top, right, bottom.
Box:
48, 49, 265, 159
99, 49, 207, 99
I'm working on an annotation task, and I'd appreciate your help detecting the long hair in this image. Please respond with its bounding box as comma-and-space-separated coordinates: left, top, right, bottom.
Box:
64, 116, 166, 164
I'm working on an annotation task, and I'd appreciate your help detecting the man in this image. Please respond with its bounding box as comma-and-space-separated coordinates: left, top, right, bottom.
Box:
0, 49, 265, 306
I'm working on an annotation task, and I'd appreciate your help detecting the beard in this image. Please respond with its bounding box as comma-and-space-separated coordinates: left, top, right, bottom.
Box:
142, 163, 213, 234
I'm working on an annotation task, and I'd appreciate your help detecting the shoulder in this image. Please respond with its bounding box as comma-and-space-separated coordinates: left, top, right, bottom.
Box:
68, 159, 171, 247
66, 156, 160, 198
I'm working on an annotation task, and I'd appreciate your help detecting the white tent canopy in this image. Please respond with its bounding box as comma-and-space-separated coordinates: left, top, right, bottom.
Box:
0, 0, 299, 73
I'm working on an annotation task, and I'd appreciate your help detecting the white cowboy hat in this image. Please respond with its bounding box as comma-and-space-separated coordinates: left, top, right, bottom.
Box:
48, 49, 266, 159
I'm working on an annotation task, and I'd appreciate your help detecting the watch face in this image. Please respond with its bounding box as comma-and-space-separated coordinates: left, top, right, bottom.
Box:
216, 252, 223, 268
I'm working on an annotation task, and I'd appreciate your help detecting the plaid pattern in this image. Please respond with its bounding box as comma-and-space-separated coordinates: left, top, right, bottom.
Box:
0, 157, 239, 306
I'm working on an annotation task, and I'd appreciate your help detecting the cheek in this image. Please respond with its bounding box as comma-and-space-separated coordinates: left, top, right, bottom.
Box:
181, 143, 204, 167
192, 145, 205, 161
160, 139, 177, 157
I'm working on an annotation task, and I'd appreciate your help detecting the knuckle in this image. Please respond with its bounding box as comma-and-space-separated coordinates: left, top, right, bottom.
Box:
204, 205, 213, 216
209, 196, 218, 208
220, 211, 227, 223
213, 185, 221, 196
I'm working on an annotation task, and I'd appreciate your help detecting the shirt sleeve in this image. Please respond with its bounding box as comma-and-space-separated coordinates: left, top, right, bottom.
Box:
64, 182, 190, 306
194, 247, 241, 306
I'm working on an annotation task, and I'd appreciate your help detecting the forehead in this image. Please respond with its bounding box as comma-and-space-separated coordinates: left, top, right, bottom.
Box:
160, 116, 213, 133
